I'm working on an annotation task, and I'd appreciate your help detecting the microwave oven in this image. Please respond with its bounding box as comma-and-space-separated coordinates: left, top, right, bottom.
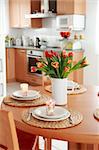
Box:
56, 15, 85, 31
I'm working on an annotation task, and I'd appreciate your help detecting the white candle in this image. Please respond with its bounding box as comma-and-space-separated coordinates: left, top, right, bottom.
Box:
20, 83, 28, 96
46, 99, 55, 116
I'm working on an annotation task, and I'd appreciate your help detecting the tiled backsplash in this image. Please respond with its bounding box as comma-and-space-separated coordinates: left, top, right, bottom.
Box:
8, 27, 83, 48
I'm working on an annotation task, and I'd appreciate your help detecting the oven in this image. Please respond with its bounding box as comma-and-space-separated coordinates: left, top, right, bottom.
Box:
27, 50, 43, 76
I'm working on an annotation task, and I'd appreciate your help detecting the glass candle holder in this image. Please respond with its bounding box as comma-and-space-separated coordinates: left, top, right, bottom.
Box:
46, 99, 55, 116
20, 83, 28, 96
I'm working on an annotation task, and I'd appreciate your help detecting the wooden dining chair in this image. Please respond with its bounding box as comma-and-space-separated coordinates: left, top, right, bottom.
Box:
0, 110, 39, 150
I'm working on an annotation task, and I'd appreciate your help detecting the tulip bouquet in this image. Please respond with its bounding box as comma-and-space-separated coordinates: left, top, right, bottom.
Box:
31, 50, 88, 78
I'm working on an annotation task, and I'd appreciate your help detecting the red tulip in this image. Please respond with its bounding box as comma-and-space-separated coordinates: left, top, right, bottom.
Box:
37, 62, 44, 68
31, 66, 37, 72
68, 52, 73, 57
62, 50, 67, 58
64, 67, 69, 72
51, 62, 59, 69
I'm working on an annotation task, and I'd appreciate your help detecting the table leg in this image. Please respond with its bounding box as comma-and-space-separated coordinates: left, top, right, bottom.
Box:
93, 144, 99, 150
44, 138, 52, 150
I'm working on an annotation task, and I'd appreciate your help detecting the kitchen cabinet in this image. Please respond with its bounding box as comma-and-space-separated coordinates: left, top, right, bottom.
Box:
57, 0, 86, 15
68, 51, 84, 84
15, 49, 27, 82
6, 48, 15, 82
9, 0, 31, 28
9, 0, 42, 28
31, 0, 42, 28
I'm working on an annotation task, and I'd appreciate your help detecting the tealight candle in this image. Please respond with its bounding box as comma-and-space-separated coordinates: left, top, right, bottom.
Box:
46, 99, 55, 116
20, 83, 28, 96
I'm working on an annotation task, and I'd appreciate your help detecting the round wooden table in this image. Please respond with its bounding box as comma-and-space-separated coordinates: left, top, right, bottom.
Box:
1, 86, 99, 150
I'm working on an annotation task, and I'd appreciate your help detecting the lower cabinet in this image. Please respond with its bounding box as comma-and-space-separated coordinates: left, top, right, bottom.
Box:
15, 49, 27, 82
6, 48, 16, 82
15, 49, 42, 85
68, 51, 84, 84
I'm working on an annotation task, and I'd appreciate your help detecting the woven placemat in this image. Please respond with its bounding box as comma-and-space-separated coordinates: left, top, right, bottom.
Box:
3, 95, 48, 107
94, 108, 99, 120
44, 85, 87, 95
22, 109, 83, 129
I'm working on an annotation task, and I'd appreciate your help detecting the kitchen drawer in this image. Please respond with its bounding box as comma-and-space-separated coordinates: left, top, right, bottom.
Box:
0, 83, 3, 96
0, 59, 3, 72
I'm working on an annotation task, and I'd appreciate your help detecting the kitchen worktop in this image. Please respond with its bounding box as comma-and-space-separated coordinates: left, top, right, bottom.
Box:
6, 45, 84, 52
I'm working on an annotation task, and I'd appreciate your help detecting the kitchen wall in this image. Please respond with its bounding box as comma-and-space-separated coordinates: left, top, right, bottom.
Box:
7, 0, 99, 86
84, 0, 98, 85
0, 0, 8, 104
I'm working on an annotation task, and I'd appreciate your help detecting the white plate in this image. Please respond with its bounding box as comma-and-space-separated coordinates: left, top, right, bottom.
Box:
33, 106, 70, 119
32, 112, 70, 121
11, 93, 41, 101
12, 90, 40, 98
67, 80, 79, 90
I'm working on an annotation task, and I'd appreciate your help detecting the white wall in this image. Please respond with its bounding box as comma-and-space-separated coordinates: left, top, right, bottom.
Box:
0, 0, 9, 103
84, 0, 98, 85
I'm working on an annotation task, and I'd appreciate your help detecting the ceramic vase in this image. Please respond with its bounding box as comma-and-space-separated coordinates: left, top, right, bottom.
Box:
51, 78, 67, 105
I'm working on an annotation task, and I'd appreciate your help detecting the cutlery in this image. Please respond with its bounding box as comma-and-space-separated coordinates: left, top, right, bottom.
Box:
68, 115, 73, 125
27, 109, 33, 121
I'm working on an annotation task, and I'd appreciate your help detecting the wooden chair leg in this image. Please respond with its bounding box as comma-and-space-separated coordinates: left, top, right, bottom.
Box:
44, 138, 52, 150
32, 136, 39, 150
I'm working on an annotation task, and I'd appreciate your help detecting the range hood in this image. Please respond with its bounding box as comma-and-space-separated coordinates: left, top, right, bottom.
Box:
25, 0, 56, 19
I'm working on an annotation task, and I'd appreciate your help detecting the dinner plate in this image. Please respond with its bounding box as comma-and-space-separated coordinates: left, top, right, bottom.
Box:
12, 90, 40, 98
67, 80, 80, 90
32, 112, 70, 122
11, 93, 41, 101
33, 106, 70, 119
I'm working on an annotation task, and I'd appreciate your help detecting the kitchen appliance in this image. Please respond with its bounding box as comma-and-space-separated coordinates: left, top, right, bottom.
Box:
22, 36, 29, 47
25, 0, 56, 19
27, 50, 43, 76
56, 15, 85, 31
35, 37, 41, 48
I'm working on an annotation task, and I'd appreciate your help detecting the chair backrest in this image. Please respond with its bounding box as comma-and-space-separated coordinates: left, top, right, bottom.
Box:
0, 110, 19, 150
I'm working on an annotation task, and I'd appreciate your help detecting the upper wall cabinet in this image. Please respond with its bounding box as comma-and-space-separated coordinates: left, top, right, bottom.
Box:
9, 0, 42, 28
57, 0, 86, 15
9, 0, 31, 28
31, 0, 42, 28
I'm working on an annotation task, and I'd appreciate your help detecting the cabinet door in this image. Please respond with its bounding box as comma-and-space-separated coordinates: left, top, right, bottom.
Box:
68, 51, 83, 84
15, 49, 27, 82
31, 0, 42, 28
73, 51, 83, 84
9, 0, 20, 27
57, 0, 86, 15
6, 48, 15, 82
9, 0, 31, 28
20, 0, 31, 28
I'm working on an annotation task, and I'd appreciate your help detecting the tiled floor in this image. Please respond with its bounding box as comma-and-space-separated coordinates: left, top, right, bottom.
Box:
6, 82, 68, 150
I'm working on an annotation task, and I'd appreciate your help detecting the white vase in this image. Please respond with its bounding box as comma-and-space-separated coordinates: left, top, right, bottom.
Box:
51, 78, 67, 105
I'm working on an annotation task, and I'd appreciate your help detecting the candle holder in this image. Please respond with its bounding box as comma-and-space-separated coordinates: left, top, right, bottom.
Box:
46, 99, 55, 116
20, 83, 29, 97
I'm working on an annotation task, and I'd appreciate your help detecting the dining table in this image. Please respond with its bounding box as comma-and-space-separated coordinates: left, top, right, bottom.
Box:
1, 85, 99, 150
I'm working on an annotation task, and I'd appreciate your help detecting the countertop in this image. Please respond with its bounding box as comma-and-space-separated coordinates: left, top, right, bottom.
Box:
6, 45, 84, 52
